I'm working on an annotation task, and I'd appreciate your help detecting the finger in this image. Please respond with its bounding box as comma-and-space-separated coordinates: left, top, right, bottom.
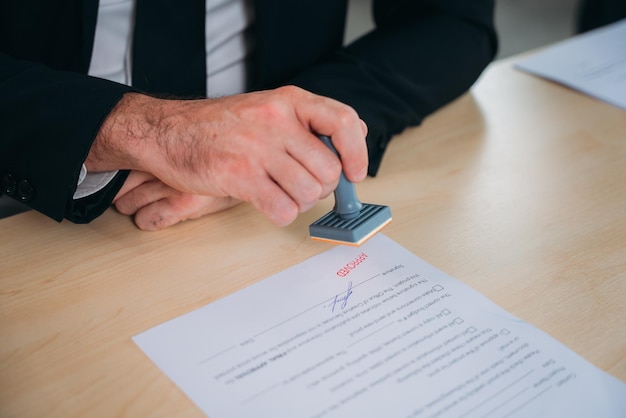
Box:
292, 92, 368, 182
242, 176, 300, 226
359, 118, 368, 137
114, 179, 172, 215
133, 199, 181, 231
134, 195, 242, 231
114, 171, 157, 202
280, 130, 343, 191
265, 151, 328, 213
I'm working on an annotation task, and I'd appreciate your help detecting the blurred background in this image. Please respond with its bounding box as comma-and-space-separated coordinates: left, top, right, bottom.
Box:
346, 0, 580, 58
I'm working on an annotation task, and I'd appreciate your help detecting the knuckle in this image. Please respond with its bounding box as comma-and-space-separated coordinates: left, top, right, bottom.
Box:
320, 157, 342, 184
335, 106, 359, 126
257, 100, 288, 123
320, 183, 337, 201
276, 85, 302, 97
298, 183, 322, 210
171, 192, 195, 210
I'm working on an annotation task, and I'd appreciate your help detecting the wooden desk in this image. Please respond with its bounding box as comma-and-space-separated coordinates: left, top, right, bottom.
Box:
1, 57, 625, 417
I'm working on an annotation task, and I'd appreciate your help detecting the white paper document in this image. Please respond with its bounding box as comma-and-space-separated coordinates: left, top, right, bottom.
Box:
515, 18, 626, 110
134, 235, 626, 417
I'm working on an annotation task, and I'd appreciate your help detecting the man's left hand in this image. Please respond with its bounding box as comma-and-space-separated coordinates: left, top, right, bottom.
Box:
114, 171, 240, 230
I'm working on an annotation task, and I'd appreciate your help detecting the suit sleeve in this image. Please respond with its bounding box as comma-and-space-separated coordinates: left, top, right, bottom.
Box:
0, 53, 134, 223
289, 0, 498, 176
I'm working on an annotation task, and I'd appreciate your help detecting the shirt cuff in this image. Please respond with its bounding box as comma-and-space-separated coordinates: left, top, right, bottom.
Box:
73, 164, 119, 200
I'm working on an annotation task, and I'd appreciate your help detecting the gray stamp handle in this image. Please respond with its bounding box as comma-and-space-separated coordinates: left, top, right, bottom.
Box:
318, 135, 363, 220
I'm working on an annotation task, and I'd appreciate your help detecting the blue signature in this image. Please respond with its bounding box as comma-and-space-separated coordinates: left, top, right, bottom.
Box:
331, 281, 353, 312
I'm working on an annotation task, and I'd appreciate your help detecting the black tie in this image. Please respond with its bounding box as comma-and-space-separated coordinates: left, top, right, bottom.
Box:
132, 0, 207, 97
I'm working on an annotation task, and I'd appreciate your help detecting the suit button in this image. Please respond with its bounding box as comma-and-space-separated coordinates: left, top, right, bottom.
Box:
2, 174, 17, 196
17, 179, 34, 202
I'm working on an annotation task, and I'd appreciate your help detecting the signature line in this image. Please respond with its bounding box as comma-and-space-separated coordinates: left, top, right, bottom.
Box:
253, 274, 381, 338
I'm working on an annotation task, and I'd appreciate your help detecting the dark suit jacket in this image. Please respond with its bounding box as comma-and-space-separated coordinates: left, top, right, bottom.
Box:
0, 0, 496, 223
576, 0, 626, 32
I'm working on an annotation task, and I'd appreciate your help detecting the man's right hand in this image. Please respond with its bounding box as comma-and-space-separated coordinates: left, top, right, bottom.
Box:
87, 86, 368, 226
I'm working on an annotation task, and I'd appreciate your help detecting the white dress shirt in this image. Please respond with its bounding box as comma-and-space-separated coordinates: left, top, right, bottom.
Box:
75, 0, 254, 199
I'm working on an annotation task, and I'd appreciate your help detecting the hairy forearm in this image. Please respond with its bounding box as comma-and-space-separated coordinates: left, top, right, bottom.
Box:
86, 93, 163, 173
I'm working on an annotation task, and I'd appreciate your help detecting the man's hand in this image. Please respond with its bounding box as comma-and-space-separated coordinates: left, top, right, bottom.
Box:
113, 171, 240, 231
88, 85, 368, 226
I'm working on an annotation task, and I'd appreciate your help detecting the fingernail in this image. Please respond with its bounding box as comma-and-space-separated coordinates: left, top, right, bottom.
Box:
357, 166, 367, 182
